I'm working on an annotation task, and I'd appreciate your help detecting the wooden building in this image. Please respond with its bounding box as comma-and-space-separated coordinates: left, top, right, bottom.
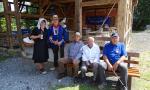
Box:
0, 0, 138, 50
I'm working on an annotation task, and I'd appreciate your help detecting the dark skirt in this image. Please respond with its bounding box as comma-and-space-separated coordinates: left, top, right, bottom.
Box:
32, 39, 49, 63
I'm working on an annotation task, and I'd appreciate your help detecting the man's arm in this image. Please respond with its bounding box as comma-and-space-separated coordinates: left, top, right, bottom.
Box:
103, 55, 113, 71
75, 42, 84, 60
103, 45, 113, 71
82, 46, 89, 62
94, 45, 100, 63
64, 43, 71, 58
58, 27, 68, 45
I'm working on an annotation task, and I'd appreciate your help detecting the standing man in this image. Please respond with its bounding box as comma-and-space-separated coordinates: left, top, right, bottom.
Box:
57, 32, 84, 79
81, 37, 100, 82
48, 15, 68, 70
98, 32, 128, 90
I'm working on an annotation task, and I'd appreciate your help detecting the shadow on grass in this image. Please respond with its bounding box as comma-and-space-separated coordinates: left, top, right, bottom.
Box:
51, 79, 117, 90
51, 84, 115, 90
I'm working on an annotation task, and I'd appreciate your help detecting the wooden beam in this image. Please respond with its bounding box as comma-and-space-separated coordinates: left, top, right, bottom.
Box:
75, 0, 82, 36
20, 13, 51, 20
14, 0, 23, 50
3, 0, 13, 48
56, 0, 74, 3
42, 1, 51, 16
81, 0, 116, 7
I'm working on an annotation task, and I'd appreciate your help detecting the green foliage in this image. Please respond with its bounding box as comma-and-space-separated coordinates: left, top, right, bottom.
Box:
21, 19, 37, 29
0, 18, 7, 32
0, 18, 17, 32
133, 0, 150, 30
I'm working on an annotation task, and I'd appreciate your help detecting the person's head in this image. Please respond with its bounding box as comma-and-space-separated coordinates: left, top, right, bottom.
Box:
111, 32, 119, 44
87, 37, 95, 47
74, 32, 81, 42
37, 18, 48, 29
52, 15, 59, 27
40, 20, 46, 29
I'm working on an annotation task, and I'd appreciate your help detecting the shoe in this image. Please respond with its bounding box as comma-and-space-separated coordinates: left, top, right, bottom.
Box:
39, 69, 47, 75
98, 84, 104, 89
41, 71, 47, 74
74, 76, 80, 83
57, 73, 66, 79
50, 67, 55, 71
98, 83, 106, 89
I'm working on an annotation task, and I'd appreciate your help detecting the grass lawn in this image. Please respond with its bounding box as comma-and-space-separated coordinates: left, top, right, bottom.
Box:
52, 51, 150, 90
132, 51, 150, 90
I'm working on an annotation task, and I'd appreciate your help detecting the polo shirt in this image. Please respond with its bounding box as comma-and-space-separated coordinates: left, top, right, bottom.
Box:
103, 42, 127, 65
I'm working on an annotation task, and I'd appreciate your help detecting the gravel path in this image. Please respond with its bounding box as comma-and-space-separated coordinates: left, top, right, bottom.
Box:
0, 57, 73, 90
130, 30, 150, 52
0, 31, 149, 90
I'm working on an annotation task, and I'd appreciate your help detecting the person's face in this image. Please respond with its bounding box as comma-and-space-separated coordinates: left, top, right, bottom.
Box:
74, 35, 80, 42
111, 36, 119, 44
40, 21, 46, 29
52, 18, 59, 26
87, 38, 94, 47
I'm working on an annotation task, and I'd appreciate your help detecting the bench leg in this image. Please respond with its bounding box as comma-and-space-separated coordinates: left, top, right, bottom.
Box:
128, 77, 132, 90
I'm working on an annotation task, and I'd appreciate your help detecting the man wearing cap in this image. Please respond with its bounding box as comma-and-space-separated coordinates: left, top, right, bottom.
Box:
57, 32, 84, 79
48, 15, 69, 70
98, 32, 128, 90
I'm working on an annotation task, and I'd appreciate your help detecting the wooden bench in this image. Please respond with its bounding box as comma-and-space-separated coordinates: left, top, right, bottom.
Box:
66, 36, 140, 90
104, 52, 140, 90
95, 36, 140, 90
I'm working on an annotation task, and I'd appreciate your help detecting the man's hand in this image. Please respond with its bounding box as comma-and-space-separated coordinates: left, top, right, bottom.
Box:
113, 61, 120, 71
53, 41, 58, 45
57, 42, 61, 46
108, 64, 113, 71
30, 35, 41, 39
73, 59, 80, 65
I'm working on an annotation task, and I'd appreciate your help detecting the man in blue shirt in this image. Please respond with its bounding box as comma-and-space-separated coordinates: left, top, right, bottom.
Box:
98, 32, 128, 90
48, 15, 69, 70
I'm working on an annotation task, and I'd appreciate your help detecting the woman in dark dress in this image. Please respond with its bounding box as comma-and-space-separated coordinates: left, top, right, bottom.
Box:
30, 18, 49, 74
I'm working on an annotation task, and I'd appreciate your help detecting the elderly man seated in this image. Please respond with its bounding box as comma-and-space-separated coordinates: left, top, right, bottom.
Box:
81, 37, 100, 82
57, 32, 84, 79
98, 32, 128, 90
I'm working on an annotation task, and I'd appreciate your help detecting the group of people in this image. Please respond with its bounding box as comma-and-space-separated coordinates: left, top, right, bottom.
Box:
30, 14, 128, 90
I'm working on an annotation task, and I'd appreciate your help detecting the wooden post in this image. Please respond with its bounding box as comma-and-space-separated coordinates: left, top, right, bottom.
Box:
75, 0, 82, 37
3, 0, 13, 48
117, 0, 133, 49
117, 0, 126, 42
14, 0, 23, 50
128, 76, 132, 90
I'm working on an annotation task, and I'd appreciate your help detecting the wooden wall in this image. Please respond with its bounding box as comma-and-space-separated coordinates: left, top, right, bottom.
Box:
82, 8, 117, 30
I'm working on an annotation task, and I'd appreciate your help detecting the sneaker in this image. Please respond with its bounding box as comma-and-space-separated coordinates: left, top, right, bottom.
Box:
74, 76, 79, 83
41, 71, 47, 74
98, 83, 106, 89
39, 69, 47, 75
50, 67, 55, 71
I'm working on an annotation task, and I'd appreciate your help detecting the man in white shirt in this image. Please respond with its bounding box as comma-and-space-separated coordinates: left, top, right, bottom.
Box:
81, 37, 100, 81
